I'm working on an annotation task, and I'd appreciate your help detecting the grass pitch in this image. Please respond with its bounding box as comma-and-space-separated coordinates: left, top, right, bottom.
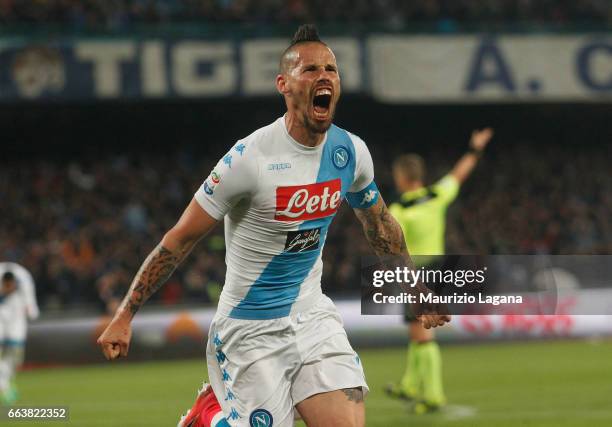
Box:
6, 339, 612, 426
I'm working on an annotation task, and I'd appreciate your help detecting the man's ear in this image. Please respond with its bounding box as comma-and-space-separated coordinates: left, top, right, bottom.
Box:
276, 74, 289, 95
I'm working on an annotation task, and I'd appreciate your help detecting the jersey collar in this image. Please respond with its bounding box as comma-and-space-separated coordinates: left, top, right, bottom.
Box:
279, 115, 328, 154
401, 186, 429, 201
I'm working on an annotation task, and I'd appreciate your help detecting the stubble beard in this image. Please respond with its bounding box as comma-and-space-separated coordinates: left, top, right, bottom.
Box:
302, 109, 334, 135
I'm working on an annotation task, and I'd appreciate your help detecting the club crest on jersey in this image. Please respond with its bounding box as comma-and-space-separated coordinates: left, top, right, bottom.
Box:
275, 179, 341, 221
332, 146, 350, 169
249, 409, 273, 427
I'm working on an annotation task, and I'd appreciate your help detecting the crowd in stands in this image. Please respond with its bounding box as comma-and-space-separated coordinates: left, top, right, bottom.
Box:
1, 139, 610, 313
1, 0, 610, 29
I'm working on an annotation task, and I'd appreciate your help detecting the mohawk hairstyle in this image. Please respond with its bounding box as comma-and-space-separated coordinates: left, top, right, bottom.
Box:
279, 24, 327, 73
290, 24, 323, 47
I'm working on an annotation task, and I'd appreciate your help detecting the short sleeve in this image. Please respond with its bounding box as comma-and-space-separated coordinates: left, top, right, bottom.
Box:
432, 174, 459, 205
194, 141, 258, 220
346, 133, 380, 209
348, 133, 374, 193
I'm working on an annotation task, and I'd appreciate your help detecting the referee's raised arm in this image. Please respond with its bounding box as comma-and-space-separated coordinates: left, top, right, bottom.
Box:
450, 128, 494, 184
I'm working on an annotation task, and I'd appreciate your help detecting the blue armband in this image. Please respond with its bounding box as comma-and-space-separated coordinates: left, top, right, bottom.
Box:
346, 181, 379, 209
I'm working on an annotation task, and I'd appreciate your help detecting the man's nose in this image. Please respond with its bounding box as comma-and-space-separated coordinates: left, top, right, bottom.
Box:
315, 73, 333, 84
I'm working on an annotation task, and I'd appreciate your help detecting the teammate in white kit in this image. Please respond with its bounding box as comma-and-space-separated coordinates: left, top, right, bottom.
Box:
98, 25, 450, 427
0, 262, 39, 404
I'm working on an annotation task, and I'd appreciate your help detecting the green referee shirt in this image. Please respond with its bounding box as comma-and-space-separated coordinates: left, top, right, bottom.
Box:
389, 175, 459, 265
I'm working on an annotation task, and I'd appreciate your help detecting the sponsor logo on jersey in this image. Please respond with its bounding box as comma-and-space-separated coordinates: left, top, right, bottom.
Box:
275, 179, 342, 221
267, 162, 291, 171
249, 409, 273, 427
234, 143, 246, 156
332, 146, 350, 169
229, 407, 242, 421
361, 189, 377, 205
211, 171, 221, 184
284, 227, 321, 252
223, 154, 232, 168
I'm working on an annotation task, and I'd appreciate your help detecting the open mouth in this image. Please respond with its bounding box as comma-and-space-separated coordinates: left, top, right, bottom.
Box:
313, 88, 332, 118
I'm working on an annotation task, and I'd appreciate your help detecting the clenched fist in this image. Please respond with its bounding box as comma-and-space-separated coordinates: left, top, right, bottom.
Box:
97, 317, 132, 360
417, 314, 452, 329
412, 283, 452, 329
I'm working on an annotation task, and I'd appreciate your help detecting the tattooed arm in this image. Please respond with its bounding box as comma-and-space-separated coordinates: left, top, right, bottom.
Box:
118, 244, 183, 318
353, 196, 450, 329
97, 198, 218, 360
353, 196, 407, 258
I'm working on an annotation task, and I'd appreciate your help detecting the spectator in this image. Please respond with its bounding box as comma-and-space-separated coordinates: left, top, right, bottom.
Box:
1, 140, 610, 311
0, 0, 610, 29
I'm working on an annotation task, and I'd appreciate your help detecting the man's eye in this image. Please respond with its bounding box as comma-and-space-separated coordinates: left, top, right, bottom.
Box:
326, 66, 337, 73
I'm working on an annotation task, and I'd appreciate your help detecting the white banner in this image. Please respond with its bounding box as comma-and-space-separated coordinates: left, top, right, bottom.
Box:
368, 35, 612, 103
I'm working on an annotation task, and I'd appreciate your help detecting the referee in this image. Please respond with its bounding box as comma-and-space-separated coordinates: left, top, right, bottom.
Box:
385, 128, 494, 413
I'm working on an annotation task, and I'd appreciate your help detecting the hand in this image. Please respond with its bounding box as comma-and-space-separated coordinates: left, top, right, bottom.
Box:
469, 128, 494, 152
412, 284, 452, 329
417, 314, 452, 329
97, 316, 132, 360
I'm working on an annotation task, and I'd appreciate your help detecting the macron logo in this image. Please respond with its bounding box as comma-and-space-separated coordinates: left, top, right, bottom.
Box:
361, 189, 377, 205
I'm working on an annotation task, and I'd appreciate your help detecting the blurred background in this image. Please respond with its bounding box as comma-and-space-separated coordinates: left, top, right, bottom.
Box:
1, 1, 612, 426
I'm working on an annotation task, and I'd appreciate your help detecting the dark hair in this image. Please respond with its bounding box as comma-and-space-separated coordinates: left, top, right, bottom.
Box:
1, 271, 16, 282
290, 24, 322, 47
280, 24, 326, 72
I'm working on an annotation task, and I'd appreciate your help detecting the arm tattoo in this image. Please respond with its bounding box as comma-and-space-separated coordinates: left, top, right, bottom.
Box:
355, 198, 407, 257
122, 244, 184, 316
355, 199, 445, 317
342, 387, 364, 403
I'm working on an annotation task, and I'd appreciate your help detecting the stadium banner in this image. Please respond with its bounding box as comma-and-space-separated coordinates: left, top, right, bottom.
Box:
0, 37, 362, 101
369, 35, 612, 103
1, 34, 611, 102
